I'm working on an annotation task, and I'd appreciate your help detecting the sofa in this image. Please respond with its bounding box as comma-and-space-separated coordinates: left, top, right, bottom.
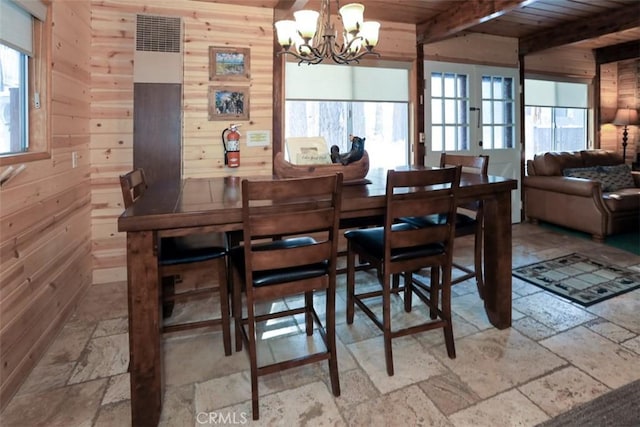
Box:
524, 150, 640, 242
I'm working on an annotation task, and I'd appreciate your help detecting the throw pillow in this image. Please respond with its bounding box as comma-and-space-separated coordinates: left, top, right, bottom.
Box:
599, 164, 635, 192
563, 164, 635, 192
563, 166, 600, 181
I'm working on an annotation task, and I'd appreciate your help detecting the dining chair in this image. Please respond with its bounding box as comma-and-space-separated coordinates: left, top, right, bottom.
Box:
230, 173, 343, 420
345, 166, 461, 376
119, 169, 231, 355
400, 153, 488, 299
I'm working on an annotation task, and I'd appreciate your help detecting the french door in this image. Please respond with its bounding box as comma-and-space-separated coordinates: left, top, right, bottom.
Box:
425, 61, 521, 223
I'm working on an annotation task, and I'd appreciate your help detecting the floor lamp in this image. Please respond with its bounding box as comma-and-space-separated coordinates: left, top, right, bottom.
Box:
612, 107, 639, 161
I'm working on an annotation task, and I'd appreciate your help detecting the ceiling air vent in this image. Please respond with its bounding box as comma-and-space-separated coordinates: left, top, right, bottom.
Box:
134, 14, 183, 83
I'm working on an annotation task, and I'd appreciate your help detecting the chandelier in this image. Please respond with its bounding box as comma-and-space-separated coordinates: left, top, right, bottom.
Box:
274, 0, 380, 65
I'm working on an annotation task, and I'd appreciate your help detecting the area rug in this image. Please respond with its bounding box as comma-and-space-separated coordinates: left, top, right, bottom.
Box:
536, 379, 640, 427
512, 253, 640, 306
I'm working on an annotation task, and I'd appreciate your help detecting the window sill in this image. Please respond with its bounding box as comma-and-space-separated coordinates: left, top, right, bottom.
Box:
0, 151, 51, 166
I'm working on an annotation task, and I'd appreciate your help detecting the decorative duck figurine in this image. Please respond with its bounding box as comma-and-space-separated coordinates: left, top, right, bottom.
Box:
330, 135, 365, 165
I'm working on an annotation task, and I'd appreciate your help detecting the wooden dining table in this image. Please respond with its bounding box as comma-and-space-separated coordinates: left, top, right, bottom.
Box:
118, 167, 517, 426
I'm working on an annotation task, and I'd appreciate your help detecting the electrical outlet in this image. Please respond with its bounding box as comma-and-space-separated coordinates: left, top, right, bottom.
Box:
72, 152, 78, 168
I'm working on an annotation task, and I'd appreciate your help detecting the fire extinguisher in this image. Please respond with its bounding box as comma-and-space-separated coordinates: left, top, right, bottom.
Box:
222, 124, 241, 168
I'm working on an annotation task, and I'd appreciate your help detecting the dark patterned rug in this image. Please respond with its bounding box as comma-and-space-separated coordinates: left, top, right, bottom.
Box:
512, 253, 640, 306
537, 379, 640, 427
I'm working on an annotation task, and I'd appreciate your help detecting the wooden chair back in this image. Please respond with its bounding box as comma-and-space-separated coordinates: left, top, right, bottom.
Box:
241, 173, 343, 285
439, 153, 488, 175
440, 153, 488, 212
120, 168, 148, 208
384, 166, 461, 275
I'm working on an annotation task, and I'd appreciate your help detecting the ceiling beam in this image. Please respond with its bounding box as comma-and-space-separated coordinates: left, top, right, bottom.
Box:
274, 0, 308, 20
595, 39, 640, 65
519, 6, 640, 56
416, 0, 538, 45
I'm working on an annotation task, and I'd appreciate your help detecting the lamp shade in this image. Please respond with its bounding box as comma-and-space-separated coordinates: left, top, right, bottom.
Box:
293, 10, 319, 40
612, 108, 639, 126
339, 3, 364, 33
275, 20, 297, 47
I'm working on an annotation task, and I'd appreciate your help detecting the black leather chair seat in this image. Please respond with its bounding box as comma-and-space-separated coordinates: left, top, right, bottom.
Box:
344, 224, 445, 261
160, 236, 227, 266
401, 213, 477, 237
231, 237, 329, 287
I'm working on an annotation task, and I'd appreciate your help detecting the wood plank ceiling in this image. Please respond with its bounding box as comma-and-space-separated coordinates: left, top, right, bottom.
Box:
196, 0, 640, 55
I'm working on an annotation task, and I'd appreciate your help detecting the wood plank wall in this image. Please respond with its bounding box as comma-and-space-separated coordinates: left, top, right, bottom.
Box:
0, 1, 92, 408
90, 0, 275, 284
600, 59, 639, 160
600, 62, 619, 152
424, 33, 519, 67
616, 59, 639, 162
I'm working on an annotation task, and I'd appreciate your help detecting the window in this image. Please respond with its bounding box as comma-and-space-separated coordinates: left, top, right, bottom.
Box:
429, 69, 516, 152
481, 75, 515, 149
285, 63, 410, 170
524, 79, 588, 161
0, 0, 49, 164
285, 100, 409, 170
430, 72, 469, 151
0, 45, 28, 154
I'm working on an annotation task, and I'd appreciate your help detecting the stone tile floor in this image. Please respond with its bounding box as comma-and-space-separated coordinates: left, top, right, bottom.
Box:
2, 223, 639, 426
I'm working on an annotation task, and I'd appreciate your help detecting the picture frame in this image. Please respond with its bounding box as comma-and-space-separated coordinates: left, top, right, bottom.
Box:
208, 86, 249, 121
209, 46, 250, 81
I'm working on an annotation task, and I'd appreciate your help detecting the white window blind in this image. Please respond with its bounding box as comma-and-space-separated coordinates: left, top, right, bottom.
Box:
286, 63, 409, 102
0, 0, 47, 56
525, 80, 587, 108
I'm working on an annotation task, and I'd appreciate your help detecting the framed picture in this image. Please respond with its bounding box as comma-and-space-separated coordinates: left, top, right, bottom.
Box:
208, 86, 249, 121
209, 46, 250, 81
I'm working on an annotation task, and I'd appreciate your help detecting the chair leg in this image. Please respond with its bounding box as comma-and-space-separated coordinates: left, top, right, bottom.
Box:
217, 257, 232, 356
161, 276, 176, 318
326, 287, 341, 397
382, 275, 394, 376
246, 297, 260, 420
232, 267, 243, 352
346, 243, 356, 325
441, 268, 456, 359
474, 226, 485, 300
305, 291, 314, 335
403, 272, 412, 312
392, 274, 400, 289
429, 267, 440, 320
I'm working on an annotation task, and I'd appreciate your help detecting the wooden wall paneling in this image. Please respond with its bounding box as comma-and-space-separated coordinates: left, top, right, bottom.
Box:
600, 62, 619, 152
0, 0, 92, 407
0, 207, 91, 331
0, 187, 90, 266
181, 3, 274, 179
616, 59, 639, 162
423, 33, 519, 67
1, 232, 92, 407
524, 45, 596, 79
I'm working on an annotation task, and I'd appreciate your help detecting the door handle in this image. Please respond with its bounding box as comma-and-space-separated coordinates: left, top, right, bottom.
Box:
470, 107, 481, 128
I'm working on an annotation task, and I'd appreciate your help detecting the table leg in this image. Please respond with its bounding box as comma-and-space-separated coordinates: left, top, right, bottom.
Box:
482, 192, 512, 329
127, 231, 162, 426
